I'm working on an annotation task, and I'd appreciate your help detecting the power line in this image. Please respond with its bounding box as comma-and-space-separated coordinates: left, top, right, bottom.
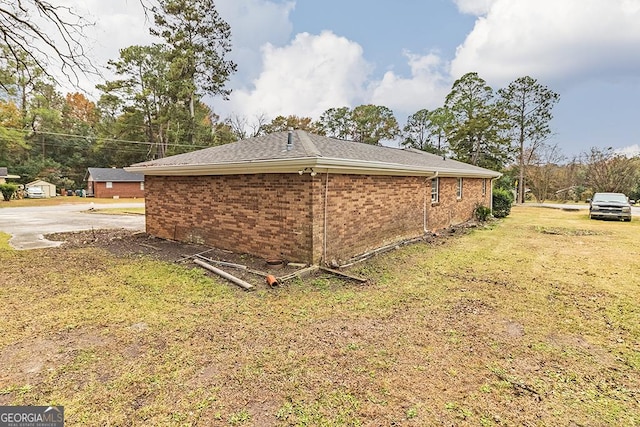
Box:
0, 126, 212, 149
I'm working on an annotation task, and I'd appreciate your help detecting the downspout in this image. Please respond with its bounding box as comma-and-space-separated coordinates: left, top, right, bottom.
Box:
490, 177, 497, 211
424, 172, 439, 234
323, 171, 330, 265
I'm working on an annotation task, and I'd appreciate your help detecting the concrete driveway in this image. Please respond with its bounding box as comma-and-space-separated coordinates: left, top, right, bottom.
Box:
0, 202, 145, 250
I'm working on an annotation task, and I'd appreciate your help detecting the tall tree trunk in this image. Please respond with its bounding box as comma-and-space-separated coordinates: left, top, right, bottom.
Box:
518, 98, 526, 204
518, 131, 525, 204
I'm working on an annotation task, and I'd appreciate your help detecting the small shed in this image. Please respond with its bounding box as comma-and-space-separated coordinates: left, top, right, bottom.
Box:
26, 180, 56, 198
127, 130, 501, 265
86, 167, 145, 199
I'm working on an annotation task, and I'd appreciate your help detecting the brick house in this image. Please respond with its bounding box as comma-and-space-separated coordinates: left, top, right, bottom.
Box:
126, 131, 500, 265
86, 167, 144, 198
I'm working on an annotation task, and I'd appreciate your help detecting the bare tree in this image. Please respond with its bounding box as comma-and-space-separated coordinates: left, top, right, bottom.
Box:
583, 147, 639, 194
0, 0, 97, 87
226, 113, 267, 140
526, 143, 565, 202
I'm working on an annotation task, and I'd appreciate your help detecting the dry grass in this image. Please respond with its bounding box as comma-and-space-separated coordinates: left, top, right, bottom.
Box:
0, 197, 143, 208
0, 206, 638, 426
88, 207, 145, 215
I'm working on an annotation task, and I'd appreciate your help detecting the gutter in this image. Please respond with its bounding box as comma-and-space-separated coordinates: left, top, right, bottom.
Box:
323, 171, 329, 265
125, 157, 500, 179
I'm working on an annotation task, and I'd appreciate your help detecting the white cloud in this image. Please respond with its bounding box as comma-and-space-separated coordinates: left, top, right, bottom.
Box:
217, 0, 294, 50
370, 51, 450, 118
452, 0, 498, 15
218, 32, 455, 121
451, 0, 640, 86
222, 0, 640, 125
222, 31, 373, 119
616, 144, 640, 157
21, 0, 152, 95
59, 0, 295, 97
216, 0, 295, 84
61, 1, 151, 60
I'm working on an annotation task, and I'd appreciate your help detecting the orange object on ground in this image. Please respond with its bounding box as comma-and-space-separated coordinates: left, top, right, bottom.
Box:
266, 275, 279, 287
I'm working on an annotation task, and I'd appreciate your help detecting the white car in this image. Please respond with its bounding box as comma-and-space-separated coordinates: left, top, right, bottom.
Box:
26, 187, 46, 198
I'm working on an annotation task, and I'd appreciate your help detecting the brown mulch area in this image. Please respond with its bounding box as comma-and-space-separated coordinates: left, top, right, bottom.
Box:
45, 222, 481, 289
45, 229, 317, 287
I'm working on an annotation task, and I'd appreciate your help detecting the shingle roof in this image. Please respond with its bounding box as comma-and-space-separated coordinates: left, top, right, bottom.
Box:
88, 167, 144, 182
127, 131, 500, 178
0, 167, 19, 179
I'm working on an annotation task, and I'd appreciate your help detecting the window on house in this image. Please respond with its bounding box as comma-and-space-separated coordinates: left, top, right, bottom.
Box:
482, 179, 487, 196
140, 182, 144, 190
431, 178, 439, 203
456, 178, 463, 199
106, 181, 113, 188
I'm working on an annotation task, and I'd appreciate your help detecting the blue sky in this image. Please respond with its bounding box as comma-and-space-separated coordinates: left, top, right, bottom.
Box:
68, 0, 640, 158
289, 0, 476, 68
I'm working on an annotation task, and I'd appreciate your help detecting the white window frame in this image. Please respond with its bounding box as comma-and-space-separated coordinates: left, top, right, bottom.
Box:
140, 182, 144, 190
431, 178, 439, 203
456, 177, 463, 199
106, 181, 113, 189
482, 179, 487, 196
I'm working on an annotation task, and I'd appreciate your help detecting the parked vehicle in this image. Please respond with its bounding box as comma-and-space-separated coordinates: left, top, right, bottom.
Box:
25, 187, 46, 198
588, 192, 632, 221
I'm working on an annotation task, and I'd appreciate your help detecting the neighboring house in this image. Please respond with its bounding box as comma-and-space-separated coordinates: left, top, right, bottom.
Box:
26, 180, 56, 197
86, 167, 145, 198
126, 130, 501, 265
0, 167, 20, 184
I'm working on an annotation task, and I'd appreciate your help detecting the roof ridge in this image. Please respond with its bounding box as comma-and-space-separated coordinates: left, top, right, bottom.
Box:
297, 130, 322, 157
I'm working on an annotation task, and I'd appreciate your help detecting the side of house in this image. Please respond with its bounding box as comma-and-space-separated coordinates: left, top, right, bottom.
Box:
89, 181, 145, 198
313, 174, 490, 264
129, 130, 500, 266
86, 168, 145, 198
144, 173, 491, 265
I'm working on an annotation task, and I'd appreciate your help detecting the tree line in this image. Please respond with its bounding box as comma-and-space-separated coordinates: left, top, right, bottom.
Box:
1, 0, 638, 201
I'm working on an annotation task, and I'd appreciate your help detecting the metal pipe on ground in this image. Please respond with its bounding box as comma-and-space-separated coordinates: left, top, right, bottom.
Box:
278, 265, 319, 282
194, 258, 255, 291
195, 254, 271, 278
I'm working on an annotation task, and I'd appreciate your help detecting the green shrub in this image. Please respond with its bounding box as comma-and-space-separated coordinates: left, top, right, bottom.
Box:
474, 204, 492, 222
0, 183, 18, 201
492, 188, 514, 218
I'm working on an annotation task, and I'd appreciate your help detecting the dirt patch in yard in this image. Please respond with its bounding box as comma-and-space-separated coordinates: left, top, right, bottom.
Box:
47, 229, 217, 263
43, 221, 489, 293
45, 222, 481, 288
46, 229, 332, 287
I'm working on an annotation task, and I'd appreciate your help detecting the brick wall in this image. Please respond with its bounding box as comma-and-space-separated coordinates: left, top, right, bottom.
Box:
145, 175, 314, 262
313, 175, 491, 265
93, 182, 144, 199
315, 174, 424, 264
145, 173, 491, 264
427, 177, 491, 231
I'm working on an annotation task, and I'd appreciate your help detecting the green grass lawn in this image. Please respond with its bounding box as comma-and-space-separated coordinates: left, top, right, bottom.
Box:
0, 206, 638, 426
